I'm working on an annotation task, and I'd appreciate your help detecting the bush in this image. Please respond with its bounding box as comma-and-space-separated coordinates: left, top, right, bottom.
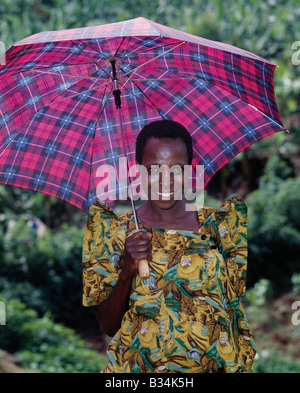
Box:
0, 297, 108, 373
252, 349, 300, 373
0, 298, 38, 353
0, 213, 95, 326
244, 278, 273, 307
291, 273, 300, 294
246, 156, 300, 292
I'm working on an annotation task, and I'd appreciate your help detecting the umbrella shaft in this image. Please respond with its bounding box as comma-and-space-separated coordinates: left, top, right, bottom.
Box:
110, 58, 121, 108
128, 183, 139, 230
110, 58, 117, 79
113, 79, 119, 90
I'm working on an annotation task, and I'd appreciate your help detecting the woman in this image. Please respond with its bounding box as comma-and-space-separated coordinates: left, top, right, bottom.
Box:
82, 120, 256, 373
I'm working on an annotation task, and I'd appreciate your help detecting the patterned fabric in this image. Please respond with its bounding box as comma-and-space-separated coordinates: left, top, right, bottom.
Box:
0, 18, 285, 212
82, 195, 256, 373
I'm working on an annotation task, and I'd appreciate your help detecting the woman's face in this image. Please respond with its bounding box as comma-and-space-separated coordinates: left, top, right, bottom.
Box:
140, 137, 189, 210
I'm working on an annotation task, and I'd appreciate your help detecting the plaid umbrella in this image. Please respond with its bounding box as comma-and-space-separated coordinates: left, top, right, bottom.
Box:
0, 17, 286, 213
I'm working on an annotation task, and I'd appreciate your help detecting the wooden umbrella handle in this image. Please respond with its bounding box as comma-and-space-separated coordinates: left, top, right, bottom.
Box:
138, 258, 150, 280
131, 229, 151, 280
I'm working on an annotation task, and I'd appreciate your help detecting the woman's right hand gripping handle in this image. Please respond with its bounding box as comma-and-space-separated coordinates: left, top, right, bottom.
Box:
123, 230, 152, 280
95, 229, 152, 337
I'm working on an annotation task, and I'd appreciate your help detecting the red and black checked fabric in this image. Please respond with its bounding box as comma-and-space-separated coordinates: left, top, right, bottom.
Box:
0, 17, 286, 212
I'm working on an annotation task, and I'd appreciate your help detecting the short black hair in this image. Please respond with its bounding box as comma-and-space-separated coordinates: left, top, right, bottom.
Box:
135, 120, 193, 164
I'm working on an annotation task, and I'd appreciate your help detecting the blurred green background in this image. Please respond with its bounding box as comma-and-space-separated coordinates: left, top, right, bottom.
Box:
0, 0, 300, 373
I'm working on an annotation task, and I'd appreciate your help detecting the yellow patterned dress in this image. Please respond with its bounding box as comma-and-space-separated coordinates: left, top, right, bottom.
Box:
82, 195, 256, 373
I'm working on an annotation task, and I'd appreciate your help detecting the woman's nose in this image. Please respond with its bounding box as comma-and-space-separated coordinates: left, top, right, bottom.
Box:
159, 165, 174, 187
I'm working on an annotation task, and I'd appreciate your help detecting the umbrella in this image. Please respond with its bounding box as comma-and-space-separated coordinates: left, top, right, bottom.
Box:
0, 16, 286, 214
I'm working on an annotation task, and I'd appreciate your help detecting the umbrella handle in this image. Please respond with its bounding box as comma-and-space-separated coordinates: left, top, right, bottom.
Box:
138, 259, 150, 280
131, 228, 150, 280
130, 193, 150, 279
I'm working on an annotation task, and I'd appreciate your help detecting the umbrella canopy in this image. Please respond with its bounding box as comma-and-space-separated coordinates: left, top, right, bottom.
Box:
0, 17, 286, 212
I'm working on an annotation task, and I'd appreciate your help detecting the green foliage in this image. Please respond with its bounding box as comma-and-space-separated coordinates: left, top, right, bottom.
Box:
252, 349, 300, 373
0, 186, 92, 326
0, 297, 38, 352
0, 297, 108, 372
0, 0, 299, 374
246, 156, 300, 292
291, 273, 300, 294
0, 185, 85, 229
0, 187, 106, 372
244, 278, 300, 373
244, 279, 273, 307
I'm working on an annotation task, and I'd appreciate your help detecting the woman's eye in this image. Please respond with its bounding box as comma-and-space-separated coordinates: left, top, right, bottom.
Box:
147, 165, 183, 173
149, 166, 159, 173
171, 165, 183, 174
174, 165, 183, 172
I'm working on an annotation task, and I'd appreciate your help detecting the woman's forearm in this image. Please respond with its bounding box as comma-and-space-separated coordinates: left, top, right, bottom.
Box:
95, 270, 133, 337
95, 230, 151, 337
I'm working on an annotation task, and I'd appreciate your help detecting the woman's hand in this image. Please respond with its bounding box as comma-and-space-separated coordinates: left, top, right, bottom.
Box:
122, 230, 152, 279
95, 229, 152, 336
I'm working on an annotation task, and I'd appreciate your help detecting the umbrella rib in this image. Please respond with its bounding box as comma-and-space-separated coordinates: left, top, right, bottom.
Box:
126, 62, 284, 127
115, 38, 187, 83
119, 47, 277, 114
26, 66, 194, 85
71, 40, 112, 79
120, 83, 157, 111
122, 39, 184, 56
0, 117, 31, 158
121, 78, 164, 115
86, 82, 112, 210
45, 78, 111, 105
0, 39, 110, 81
55, 84, 110, 105
17, 68, 109, 106
0, 65, 88, 81
114, 36, 129, 59
30, 68, 109, 83
124, 77, 193, 82
31, 67, 195, 85
95, 83, 113, 124
247, 104, 287, 131
115, 37, 132, 80
0, 78, 111, 159
121, 41, 185, 88
72, 37, 135, 87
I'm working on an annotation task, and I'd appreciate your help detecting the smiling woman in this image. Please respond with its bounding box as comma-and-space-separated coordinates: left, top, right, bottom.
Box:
135, 120, 199, 230
82, 120, 256, 373
136, 136, 198, 229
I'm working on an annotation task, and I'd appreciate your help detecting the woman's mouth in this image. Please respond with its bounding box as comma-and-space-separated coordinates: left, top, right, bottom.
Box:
157, 191, 174, 199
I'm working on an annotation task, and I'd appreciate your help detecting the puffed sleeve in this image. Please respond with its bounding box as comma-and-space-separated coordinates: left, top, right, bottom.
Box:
206, 196, 256, 371
213, 195, 248, 300
82, 201, 126, 307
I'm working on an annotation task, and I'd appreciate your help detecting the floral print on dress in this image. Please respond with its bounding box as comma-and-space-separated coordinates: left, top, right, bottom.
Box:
82, 195, 256, 373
